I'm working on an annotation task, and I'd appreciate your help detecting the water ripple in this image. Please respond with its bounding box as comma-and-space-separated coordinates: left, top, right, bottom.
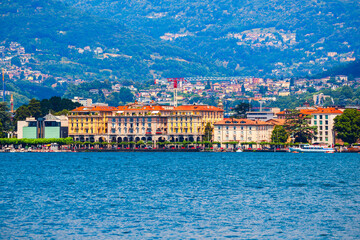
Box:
0, 152, 359, 239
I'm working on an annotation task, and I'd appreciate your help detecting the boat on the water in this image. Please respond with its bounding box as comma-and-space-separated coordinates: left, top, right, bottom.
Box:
236, 148, 243, 152
289, 144, 335, 153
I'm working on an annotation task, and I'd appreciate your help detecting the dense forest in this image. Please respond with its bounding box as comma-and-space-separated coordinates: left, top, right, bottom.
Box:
61, 0, 360, 77
0, 0, 359, 81
0, 0, 232, 82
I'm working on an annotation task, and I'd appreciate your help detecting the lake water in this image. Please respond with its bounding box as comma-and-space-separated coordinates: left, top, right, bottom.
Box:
0, 152, 359, 239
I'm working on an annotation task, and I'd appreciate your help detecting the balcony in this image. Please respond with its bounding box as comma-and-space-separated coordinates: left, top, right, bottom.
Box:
145, 132, 152, 135
156, 132, 162, 135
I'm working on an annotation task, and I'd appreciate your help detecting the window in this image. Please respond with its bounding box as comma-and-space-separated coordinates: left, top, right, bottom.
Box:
319, 131, 322, 135
314, 115, 317, 119
320, 115, 323, 119
325, 131, 328, 135
314, 120, 317, 125
325, 115, 328, 119
234, 126, 236, 130
320, 126, 323, 130
218, 126, 221, 130
320, 121, 323, 125
325, 126, 328, 130
325, 120, 328, 125
325, 137, 328, 141
148, 117, 152, 122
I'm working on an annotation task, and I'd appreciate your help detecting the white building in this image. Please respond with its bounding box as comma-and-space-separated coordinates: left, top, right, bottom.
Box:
310, 108, 343, 145
214, 118, 274, 148
72, 97, 93, 107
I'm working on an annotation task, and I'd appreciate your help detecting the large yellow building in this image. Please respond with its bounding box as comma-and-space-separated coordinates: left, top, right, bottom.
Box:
68, 106, 116, 142
68, 103, 224, 143
168, 105, 224, 142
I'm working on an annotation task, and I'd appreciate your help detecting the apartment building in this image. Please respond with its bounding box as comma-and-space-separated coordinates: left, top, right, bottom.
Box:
68, 103, 224, 143
214, 118, 274, 146
68, 106, 116, 142
310, 108, 343, 145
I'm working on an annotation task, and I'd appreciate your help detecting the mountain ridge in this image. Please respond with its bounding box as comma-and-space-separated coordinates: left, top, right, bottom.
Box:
0, 0, 233, 82
61, 0, 360, 77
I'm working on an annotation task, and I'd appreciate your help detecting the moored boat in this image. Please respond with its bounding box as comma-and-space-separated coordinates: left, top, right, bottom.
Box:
289, 144, 335, 153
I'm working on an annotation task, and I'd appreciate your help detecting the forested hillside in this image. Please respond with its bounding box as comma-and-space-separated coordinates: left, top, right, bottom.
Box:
62, 0, 360, 77
0, 0, 232, 82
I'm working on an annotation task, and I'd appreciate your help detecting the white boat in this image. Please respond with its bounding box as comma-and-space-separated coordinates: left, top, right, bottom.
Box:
289, 144, 335, 153
236, 148, 243, 152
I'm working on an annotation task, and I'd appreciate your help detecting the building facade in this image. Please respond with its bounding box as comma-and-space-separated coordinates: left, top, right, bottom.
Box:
310, 108, 343, 145
68, 106, 116, 142
276, 107, 343, 145
68, 103, 224, 143
17, 114, 68, 139
214, 118, 274, 145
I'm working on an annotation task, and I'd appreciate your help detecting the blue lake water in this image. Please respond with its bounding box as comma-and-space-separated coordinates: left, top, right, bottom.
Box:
0, 152, 359, 239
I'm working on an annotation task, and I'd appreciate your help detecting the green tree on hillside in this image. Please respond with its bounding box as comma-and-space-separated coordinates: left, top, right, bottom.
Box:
233, 102, 251, 118
28, 99, 42, 119
334, 109, 360, 145
14, 105, 31, 123
107, 88, 135, 106
11, 56, 22, 67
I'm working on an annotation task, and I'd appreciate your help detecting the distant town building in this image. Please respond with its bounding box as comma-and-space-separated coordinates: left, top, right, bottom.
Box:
247, 111, 277, 121
72, 97, 93, 107
313, 93, 332, 106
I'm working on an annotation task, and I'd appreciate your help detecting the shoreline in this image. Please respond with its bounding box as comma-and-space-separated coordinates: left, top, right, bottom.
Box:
0, 149, 358, 153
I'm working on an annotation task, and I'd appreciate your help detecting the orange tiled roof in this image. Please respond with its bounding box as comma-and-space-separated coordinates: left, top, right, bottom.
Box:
116, 105, 168, 111
214, 118, 273, 125
311, 107, 343, 114
71, 106, 116, 112
277, 107, 342, 116
174, 105, 224, 111
266, 119, 286, 125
